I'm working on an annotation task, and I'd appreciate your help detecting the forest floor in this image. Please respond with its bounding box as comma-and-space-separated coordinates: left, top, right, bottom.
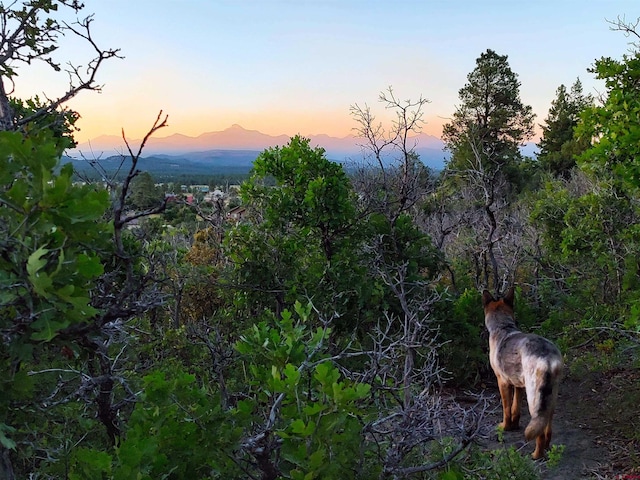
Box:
476, 365, 640, 479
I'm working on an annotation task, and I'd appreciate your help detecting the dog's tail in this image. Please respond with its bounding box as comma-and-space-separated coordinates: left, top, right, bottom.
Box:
524, 360, 562, 440
524, 416, 547, 440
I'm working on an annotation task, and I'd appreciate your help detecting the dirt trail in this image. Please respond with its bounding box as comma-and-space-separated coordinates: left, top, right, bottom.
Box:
478, 368, 640, 479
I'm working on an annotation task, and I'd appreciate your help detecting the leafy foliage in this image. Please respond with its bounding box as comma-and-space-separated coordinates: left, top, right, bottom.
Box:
244, 134, 356, 261
0, 129, 113, 475
577, 53, 640, 191
442, 444, 539, 480
10, 96, 80, 150
229, 135, 373, 330
0, 130, 110, 348
234, 302, 374, 478
127, 171, 164, 210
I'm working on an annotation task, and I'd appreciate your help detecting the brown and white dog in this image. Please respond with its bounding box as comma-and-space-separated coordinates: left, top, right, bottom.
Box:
482, 288, 563, 459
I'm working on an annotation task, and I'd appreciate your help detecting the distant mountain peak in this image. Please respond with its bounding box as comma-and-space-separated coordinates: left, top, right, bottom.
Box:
71, 124, 447, 169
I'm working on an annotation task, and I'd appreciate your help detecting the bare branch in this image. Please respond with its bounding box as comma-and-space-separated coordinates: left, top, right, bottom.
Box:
607, 15, 640, 50
114, 111, 169, 232
350, 87, 434, 225
16, 15, 123, 127
0, 3, 121, 130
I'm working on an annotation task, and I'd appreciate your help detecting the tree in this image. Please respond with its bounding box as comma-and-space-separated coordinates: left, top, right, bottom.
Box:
245, 135, 356, 263
528, 19, 640, 367
558, 18, 640, 331
0, 109, 171, 477
0, 129, 113, 478
443, 49, 535, 182
128, 171, 164, 210
437, 50, 535, 292
537, 79, 593, 178
228, 135, 365, 323
576, 53, 640, 192
350, 87, 435, 226
348, 90, 487, 473
0, 0, 120, 131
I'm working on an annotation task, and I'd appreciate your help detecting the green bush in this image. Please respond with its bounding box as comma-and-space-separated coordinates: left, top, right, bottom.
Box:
435, 289, 487, 386
442, 444, 540, 480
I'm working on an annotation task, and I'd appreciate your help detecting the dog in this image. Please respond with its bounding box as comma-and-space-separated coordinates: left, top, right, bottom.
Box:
482, 287, 563, 459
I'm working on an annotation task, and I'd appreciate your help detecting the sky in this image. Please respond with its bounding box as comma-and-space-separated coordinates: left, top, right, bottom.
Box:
11, 0, 640, 143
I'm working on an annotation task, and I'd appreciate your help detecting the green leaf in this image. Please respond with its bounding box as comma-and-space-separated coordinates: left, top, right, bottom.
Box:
30, 270, 53, 298
302, 402, 324, 416
77, 253, 104, 278
70, 447, 112, 479
0, 424, 16, 450
0, 288, 18, 304
30, 317, 70, 341
314, 362, 340, 391
439, 470, 465, 480
284, 363, 300, 387
234, 399, 254, 416
290, 419, 307, 435
65, 295, 98, 320
27, 246, 49, 277
308, 448, 326, 470
289, 419, 315, 437
27, 247, 55, 297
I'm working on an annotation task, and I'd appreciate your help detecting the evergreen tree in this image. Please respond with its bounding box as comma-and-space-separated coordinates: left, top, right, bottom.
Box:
443, 49, 535, 182
438, 50, 535, 290
537, 79, 593, 178
128, 171, 164, 210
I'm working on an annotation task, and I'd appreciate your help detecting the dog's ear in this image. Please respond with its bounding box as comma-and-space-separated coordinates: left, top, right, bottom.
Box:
503, 287, 515, 307
482, 290, 494, 307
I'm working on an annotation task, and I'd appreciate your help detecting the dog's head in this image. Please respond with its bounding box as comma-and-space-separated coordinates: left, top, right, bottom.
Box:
482, 287, 515, 316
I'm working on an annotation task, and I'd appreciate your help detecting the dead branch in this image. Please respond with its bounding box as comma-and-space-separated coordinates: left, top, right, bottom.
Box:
350, 87, 434, 225
113, 111, 169, 237
607, 15, 640, 51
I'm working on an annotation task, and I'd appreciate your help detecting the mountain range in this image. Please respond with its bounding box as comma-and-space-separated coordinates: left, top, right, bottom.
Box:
70, 124, 450, 170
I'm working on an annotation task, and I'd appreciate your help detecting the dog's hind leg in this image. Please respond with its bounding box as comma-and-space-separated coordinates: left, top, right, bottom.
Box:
498, 380, 518, 430
510, 387, 523, 429
543, 412, 553, 450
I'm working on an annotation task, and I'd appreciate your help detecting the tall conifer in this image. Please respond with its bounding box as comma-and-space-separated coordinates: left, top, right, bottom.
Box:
443, 49, 535, 180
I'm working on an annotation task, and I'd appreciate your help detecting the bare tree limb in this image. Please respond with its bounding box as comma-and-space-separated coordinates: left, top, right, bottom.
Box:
607, 15, 640, 51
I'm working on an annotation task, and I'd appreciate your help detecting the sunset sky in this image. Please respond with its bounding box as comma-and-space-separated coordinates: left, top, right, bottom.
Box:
12, 0, 640, 143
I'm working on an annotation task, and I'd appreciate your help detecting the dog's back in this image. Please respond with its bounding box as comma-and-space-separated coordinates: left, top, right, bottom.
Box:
482, 289, 563, 459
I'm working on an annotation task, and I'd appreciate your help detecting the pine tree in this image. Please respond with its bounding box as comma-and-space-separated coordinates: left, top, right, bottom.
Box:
537, 79, 593, 178
443, 49, 535, 179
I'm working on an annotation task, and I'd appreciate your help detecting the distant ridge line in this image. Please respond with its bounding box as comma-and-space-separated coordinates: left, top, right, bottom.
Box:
71, 123, 446, 158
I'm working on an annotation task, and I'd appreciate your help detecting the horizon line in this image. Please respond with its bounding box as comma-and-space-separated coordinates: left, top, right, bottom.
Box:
75, 123, 446, 143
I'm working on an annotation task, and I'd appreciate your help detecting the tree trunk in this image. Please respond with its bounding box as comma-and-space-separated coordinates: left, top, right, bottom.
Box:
0, 77, 14, 131
485, 200, 500, 292
0, 447, 15, 480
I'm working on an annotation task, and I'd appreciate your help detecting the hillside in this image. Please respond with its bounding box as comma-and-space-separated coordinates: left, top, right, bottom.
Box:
64, 149, 261, 181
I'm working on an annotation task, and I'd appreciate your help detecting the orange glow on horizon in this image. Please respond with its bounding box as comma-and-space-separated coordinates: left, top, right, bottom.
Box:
71, 109, 449, 144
